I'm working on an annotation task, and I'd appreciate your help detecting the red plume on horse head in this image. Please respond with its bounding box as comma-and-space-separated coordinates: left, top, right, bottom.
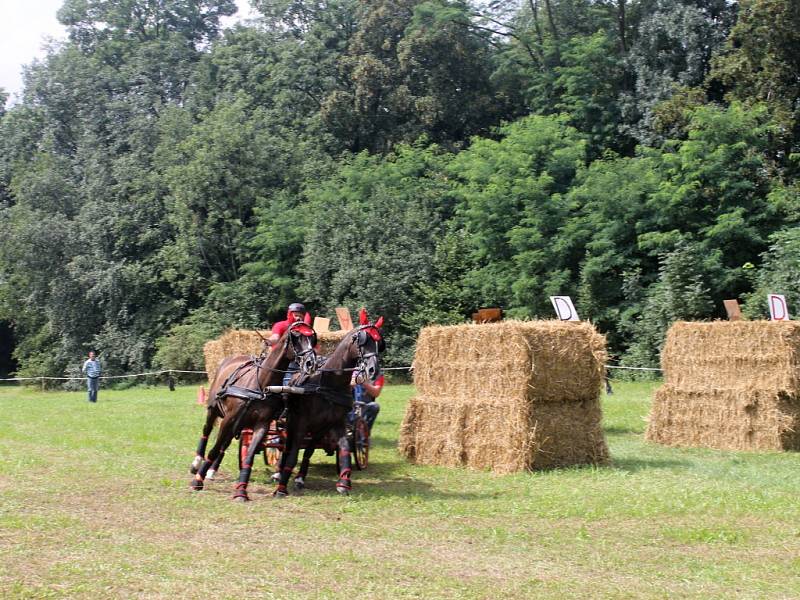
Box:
358, 308, 384, 329
303, 311, 312, 325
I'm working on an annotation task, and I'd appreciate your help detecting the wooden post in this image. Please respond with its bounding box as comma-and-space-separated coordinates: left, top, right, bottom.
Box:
723, 299, 742, 321
335, 307, 353, 331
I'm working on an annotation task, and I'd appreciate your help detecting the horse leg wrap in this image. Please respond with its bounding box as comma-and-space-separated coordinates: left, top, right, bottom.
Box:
336, 468, 352, 493
232, 481, 249, 502
207, 452, 224, 480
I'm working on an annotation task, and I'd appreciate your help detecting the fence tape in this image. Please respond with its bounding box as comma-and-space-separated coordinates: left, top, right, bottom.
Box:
0, 369, 207, 382
0, 363, 662, 383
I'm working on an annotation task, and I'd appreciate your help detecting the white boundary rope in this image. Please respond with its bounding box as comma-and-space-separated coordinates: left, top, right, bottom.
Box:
0, 369, 207, 382
0, 363, 661, 383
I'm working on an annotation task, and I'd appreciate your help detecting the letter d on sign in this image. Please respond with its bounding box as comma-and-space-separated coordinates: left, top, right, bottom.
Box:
769, 294, 790, 321
550, 296, 580, 321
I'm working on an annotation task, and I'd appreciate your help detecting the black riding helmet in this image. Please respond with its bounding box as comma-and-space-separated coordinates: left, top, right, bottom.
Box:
288, 302, 306, 313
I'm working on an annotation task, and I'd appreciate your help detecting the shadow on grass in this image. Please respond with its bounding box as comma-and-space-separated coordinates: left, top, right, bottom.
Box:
604, 425, 646, 435
609, 456, 691, 473
197, 462, 483, 501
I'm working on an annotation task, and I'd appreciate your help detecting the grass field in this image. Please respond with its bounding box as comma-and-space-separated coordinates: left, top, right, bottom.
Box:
1, 381, 799, 599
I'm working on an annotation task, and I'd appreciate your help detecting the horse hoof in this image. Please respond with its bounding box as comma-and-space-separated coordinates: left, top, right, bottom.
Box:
190, 480, 204, 491
232, 493, 249, 502
294, 477, 305, 490
270, 472, 281, 482
336, 485, 350, 496
272, 489, 288, 498
206, 469, 216, 481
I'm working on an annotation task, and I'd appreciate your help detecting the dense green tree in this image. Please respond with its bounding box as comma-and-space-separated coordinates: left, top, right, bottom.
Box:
621, 241, 716, 369
711, 0, 800, 176
620, 0, 735, 146
569, 152, 663, 350
299, 143, 453, 363
321, 0, 501, 152
742, 227, 800, 319
450, 114, 586, 316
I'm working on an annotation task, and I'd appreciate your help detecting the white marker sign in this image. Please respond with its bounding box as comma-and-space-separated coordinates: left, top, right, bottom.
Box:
550, 296, 579, 321
769, 294, 790, 321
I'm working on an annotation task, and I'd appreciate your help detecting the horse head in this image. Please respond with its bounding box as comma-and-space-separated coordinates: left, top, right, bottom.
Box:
352, 310, 386, 382
287, 320, 318, 378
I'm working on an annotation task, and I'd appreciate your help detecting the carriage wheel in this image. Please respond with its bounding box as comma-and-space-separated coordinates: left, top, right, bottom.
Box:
262, 421, 285, 468
353, 417, 369, 470
264, 445, 282, 467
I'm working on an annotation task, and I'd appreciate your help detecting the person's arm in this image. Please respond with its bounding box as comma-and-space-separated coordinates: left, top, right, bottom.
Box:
362, 375, 384, 399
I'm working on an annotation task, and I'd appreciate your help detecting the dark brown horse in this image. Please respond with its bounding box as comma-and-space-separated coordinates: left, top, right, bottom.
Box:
189, 321, 318, 500
274, 310, 385, 496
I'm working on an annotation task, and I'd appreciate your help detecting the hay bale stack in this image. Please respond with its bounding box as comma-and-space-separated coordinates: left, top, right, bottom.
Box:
399, 320, 609, 473
202, 329, 270, 383
318, 330, 348, 357
647, 321, 800, 451
203, 339, 225, 382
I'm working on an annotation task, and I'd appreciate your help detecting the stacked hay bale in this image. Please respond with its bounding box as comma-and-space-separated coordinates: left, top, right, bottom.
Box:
399, 320, 609, 473
647, 321, 800, 451
202, 328, 350, 383
203, 339, 224, 382
318, 330, 348, 357
203, 330, 270, 383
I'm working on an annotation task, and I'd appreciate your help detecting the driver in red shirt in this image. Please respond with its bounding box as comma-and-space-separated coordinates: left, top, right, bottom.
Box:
268, 302, 309, 385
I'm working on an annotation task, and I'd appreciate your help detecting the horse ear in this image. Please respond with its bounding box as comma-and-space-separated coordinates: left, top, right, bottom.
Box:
303, 312, 312, 325
374, 316, 384, 329
359, 308, 369, 326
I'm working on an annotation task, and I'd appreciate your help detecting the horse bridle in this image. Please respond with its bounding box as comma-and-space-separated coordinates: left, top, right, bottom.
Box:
287, 321, 318, 378
351, 325, 384, 380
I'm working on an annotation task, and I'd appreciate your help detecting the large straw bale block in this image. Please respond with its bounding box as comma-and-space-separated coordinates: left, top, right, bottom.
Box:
413, 320, 607, 403
318, 330, 347, 357
399, 320, 608, 472
217, 329, 271, 358
647, 321, 800, 451
203, 339, 225, 383
646, 385, 800, 451
661, 321, 800, 391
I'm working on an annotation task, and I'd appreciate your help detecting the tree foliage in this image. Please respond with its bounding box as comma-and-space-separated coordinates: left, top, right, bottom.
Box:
2, 0, 798, 378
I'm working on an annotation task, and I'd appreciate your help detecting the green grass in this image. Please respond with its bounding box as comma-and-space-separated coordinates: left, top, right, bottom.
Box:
1, 381, 800, 598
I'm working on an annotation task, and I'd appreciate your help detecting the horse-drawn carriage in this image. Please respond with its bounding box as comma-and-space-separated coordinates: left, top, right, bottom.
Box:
238, 398, 371, 474
190, 310, 385, 500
